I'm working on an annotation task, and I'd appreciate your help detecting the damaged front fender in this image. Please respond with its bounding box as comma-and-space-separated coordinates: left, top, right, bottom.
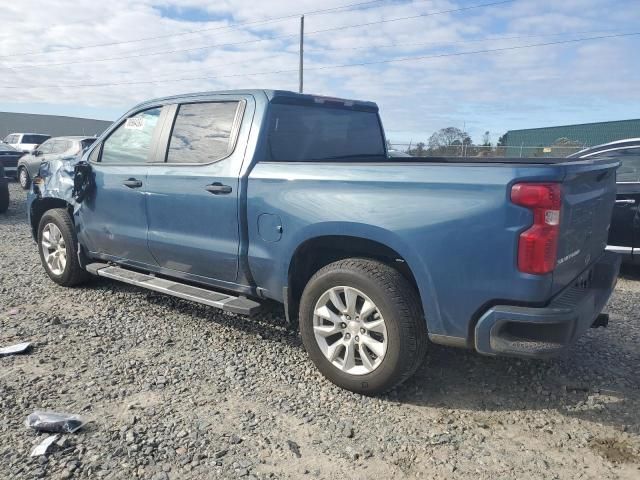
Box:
27, 155, 92, 240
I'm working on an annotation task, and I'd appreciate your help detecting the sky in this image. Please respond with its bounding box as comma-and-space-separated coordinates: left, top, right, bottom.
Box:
0, 0, 639, 145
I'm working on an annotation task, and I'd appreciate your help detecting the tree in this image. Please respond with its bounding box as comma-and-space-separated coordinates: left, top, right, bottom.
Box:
428, 127, 471, 151
409, 142, 426, 156
482, 131, 491, 147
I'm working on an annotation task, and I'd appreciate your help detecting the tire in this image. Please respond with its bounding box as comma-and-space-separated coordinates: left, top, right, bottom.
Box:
18, 167, 31, 190
37, 208, 90, 287
299, 258, 427, 395
0, 181, 8, 214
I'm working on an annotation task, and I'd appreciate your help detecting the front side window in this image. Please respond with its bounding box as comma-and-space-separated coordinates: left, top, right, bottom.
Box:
266, 104, 386, 162
38, 139, 55, 154
166, 102, 240, 164
101, 108, 162, 164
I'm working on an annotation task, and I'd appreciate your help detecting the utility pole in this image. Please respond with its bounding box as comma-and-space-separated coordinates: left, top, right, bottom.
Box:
299, 15, 304, 94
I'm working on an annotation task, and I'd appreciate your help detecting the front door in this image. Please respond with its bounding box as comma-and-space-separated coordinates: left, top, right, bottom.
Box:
78, 107, 166, 267
145, 98, 247, 282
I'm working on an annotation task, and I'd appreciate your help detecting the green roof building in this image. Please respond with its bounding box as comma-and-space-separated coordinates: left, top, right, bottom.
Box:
502, 119, 640, 157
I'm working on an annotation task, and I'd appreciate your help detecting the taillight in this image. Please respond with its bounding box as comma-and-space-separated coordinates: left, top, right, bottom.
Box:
511, 183, 562, 275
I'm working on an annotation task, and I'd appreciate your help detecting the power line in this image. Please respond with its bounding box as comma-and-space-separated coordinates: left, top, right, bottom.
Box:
305, 28, 628, 52
2, 1, 513, 69
0, 0, 419, 60
1, 31, 635, 90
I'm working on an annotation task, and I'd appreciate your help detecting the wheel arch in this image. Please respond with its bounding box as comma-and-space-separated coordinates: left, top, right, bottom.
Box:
285, 234, 434, 328
30, 197, 74, 240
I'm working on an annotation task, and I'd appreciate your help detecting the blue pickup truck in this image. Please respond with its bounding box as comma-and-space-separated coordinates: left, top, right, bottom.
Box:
28, 90, 621, 394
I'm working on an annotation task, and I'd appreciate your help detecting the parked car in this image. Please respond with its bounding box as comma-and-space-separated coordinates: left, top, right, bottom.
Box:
569, 139, 640, 264
0, 162, 8, 213
3, 133, 51, 153
27, 90, 620, 394
17, 136, 96, 189
0, 143, 25, 178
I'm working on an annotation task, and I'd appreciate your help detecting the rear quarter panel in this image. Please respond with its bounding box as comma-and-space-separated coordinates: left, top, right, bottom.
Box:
247, 161, 565, 339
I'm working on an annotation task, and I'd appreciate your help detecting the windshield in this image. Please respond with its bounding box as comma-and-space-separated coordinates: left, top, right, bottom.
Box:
0, 143, 17, 152
22, 134, 50, 144
266, 103, 385, 162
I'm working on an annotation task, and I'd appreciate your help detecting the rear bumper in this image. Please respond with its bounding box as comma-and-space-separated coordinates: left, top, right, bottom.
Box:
474, 251, 620, 358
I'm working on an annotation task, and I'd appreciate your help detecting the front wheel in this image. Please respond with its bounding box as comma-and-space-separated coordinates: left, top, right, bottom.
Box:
18, 167, 31, 190
37, 208, 90, 286
299, 258, 427, 394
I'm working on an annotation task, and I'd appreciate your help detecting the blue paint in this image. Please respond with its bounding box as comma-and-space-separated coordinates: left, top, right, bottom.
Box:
28, 89, 620, 352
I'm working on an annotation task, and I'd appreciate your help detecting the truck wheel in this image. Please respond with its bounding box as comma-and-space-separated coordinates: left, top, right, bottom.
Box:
37, 208, 89, 287
18, 167, 31, 190
0, 182, 8, 213
299, 258, 427, 394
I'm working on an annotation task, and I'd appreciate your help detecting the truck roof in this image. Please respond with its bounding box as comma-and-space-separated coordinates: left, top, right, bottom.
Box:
132, 89, 379, 112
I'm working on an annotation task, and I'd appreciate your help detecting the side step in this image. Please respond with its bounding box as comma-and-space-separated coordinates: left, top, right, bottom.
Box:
86, 263, 261, 316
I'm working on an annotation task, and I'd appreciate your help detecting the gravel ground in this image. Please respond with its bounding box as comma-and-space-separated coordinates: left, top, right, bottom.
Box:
1, 182, 639, 480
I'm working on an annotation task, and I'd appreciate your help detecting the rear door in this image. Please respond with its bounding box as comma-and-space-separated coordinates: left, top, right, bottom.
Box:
144, 97, 248, 282
78, 107, 166, 267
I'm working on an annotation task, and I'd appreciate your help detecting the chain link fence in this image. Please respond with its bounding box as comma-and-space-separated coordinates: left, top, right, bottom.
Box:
388, 143, 587, 158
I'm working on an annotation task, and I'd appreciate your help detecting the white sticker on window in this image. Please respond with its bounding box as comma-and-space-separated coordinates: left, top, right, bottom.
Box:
125, 117, 145, 130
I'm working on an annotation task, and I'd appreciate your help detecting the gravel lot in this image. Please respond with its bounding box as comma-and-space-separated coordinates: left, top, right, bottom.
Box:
1, 182, 639, 480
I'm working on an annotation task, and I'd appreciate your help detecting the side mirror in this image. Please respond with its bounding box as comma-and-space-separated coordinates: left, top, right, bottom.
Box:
34, 150, 42, 157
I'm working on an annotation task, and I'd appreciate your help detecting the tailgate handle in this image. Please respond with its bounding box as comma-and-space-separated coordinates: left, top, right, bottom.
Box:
615, 199, 636, 204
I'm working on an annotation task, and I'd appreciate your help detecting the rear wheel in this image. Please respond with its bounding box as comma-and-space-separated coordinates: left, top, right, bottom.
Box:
299, 258, 427, 394
18, 167, 31, 190
37, 209, 90, 286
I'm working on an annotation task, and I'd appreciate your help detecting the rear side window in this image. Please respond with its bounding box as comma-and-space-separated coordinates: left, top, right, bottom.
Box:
51, 139, 71, 154
590, 147, 640, 182
614, 148, 640, 182
101, 108, 162, 164
166, 102, 240, 164
266, 104, 386, 162
23, 134, 50, 144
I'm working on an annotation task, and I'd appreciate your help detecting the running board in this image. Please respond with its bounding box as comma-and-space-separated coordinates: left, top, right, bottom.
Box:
86, 263, 261, 316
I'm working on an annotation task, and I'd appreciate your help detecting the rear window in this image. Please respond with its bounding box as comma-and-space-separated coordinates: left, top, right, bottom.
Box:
22, 134, 50, 144
166, 102, 240, 164
266, 104, 385, 162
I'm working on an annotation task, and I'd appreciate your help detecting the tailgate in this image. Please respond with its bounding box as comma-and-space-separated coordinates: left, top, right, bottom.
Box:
552, 158, 619, 294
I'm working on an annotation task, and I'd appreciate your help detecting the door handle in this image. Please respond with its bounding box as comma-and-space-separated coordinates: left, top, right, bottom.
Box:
615, 199, 636, 204
123, 178, 143, 189
205, 183, 232, 195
